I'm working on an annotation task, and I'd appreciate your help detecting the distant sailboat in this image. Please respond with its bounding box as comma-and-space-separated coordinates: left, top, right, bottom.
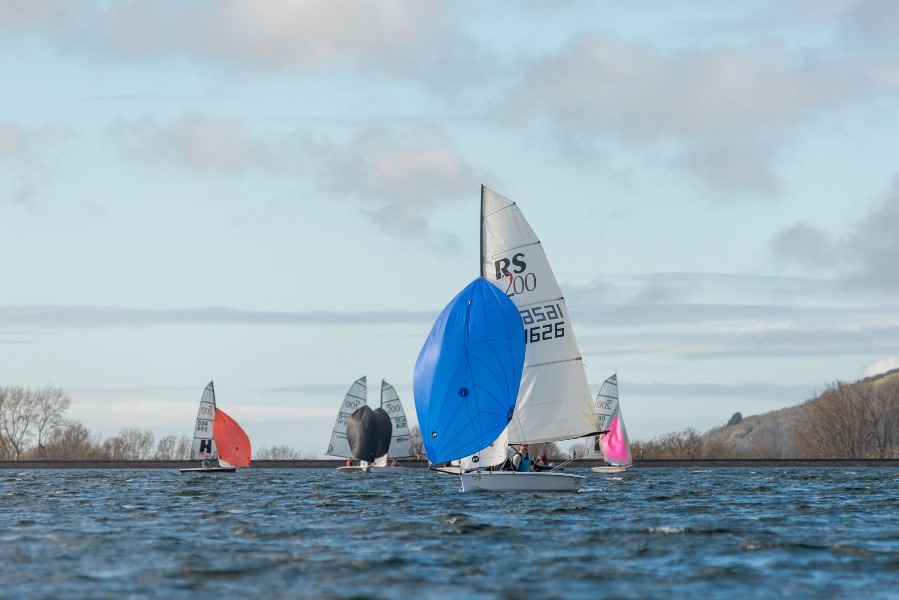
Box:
180, 381, 251, 474
328, 377, 415, 473
328, 377, 371, 473
589, 374, 632, 473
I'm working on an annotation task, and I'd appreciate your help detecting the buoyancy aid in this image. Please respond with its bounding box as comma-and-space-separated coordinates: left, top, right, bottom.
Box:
513, 451, 532, 472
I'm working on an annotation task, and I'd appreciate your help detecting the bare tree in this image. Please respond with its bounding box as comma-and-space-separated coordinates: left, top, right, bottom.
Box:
154, 435, 191, 460
0, 386, 38, 460
176, 436, 192, 460
103, 428, 155, 460
797, 381, 874, 458
255, 444, 301, 460
866, 378, 899, 459
44, 421, 108, 460
33, 386, 71, 459
409, 426, 424, 458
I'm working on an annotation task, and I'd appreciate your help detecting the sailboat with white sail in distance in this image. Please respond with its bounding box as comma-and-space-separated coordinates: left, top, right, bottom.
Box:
328, 377, 371, 473
327, 376, 416, 473
589, 373, 632, 473
180, 381, 252, 474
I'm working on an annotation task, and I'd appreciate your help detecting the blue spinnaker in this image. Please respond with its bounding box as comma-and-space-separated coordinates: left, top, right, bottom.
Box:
413, 277, 525, 464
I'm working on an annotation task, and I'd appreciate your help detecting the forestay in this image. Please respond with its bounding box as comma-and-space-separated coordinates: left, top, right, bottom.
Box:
480, 186, 597, 444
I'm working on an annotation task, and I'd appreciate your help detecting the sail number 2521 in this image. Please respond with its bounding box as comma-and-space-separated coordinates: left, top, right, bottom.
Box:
520, 303, 565, 344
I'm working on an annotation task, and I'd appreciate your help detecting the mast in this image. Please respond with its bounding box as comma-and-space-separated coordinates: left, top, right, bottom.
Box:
480, 184, 486, 277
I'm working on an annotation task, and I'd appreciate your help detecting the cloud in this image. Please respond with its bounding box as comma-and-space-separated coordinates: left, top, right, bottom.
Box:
0, 122, 28, 158
0, 0, 68, 31
624, 380, 816, 401
863, 356, 899, 377
110, 115, 483, 246
839, 0, 899, 51
304, 126, 484, 244
512, 34, 857, 137
502, 30, 895, 195
3, 1, 443, 74
110, 114, 285, 174
844, 179, 899, 290
0, 121, 74, 207
770, 178, 899, 291
0, 304, 436, 330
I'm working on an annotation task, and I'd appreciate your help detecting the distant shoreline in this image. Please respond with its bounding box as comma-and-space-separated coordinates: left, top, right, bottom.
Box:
1, 458, 897, 469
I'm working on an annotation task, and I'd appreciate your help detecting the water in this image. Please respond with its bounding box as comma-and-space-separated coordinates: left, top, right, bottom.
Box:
1, 467, 897, 599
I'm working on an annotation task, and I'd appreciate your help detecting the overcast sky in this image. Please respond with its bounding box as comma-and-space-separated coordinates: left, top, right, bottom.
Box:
2, 1, 899, 456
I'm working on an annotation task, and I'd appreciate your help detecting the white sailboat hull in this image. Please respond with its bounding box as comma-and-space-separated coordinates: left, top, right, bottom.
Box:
460, 470, 583, 492
591, 465, 629, 473
179, 467, 236, 474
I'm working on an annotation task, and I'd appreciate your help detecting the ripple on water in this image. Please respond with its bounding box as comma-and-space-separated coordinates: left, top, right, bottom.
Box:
1, 467, 898, 599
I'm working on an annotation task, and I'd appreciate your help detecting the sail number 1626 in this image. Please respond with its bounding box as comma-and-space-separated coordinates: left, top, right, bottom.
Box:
520, 303, 566, 344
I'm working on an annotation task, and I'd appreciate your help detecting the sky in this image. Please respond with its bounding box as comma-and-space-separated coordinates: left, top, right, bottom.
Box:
2, 0, 899, 458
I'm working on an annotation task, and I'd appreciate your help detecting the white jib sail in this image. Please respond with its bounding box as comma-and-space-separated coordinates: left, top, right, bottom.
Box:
481, 186, 597, 444
381, 380, 414, 458
460, 427, 509, 471
327, 376, 367, 459
190, 381, 218, 461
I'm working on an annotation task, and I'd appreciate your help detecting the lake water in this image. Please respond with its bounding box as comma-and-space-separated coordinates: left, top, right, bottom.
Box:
1, 467, 897, 599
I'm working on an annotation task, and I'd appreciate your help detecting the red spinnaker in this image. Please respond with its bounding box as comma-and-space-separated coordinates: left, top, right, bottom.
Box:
213, 408, 252, 468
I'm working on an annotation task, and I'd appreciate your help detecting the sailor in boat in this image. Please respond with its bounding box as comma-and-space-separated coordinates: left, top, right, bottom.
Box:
510, 444, 534, 472
201, 459, 210, 468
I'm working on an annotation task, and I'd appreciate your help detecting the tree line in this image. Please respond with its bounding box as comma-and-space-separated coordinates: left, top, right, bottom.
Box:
6, 375, 898, 462
0, 385, 316, 461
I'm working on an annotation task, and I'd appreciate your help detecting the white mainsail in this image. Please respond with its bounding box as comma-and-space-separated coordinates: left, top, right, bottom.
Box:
190, 381, 218, 461
327, 376, 367, 459
480, 186, 597, 444
380, 380, 414, 458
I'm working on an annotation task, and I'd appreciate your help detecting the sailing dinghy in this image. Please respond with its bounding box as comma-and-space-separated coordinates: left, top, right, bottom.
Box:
589, 374, 632, 473
416, 186, 601, 492
180, 381, 252, 474
328, 377, 372, 473
328, 377, 415, 473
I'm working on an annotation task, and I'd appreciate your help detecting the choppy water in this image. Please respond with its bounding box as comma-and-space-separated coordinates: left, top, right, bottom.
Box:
1, 467, 897, 599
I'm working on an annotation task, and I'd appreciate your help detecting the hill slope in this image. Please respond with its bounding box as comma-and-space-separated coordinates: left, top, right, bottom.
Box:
701, 368, 899, 459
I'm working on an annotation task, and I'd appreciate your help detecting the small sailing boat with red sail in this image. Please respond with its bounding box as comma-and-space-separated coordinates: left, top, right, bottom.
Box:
180, 381, 252, 474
